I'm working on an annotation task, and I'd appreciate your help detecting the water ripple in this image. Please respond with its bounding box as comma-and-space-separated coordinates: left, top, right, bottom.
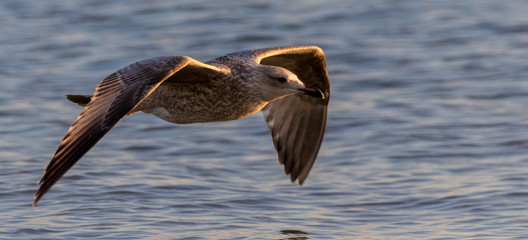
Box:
3, 0, 528, 239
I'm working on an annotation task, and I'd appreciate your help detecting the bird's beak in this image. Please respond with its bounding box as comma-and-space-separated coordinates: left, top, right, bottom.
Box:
299, 86, 325, 99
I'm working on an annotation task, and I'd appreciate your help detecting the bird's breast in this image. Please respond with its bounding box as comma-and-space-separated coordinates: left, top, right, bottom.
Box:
137, 82, 266, 124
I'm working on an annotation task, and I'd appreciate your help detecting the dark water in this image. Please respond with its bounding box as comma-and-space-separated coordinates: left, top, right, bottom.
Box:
2, 0, 528, 239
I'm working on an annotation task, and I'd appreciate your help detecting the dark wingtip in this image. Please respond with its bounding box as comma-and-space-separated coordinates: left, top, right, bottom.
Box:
286, 173, 306, 186
33, 184, 46, 207
297, 176, 306, 186
33, 177, 52, 207
32, 193, 40, 207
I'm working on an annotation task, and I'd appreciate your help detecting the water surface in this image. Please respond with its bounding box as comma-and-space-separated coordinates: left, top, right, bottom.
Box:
2, 0, 528, 239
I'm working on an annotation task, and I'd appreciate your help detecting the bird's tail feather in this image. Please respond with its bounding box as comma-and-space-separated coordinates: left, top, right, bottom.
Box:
65, 95, 92, 107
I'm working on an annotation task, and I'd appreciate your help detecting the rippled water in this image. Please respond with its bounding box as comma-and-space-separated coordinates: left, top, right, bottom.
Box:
3, 0, 528, 239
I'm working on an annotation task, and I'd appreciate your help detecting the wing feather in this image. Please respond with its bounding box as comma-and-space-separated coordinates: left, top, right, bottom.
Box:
34, 56, 226, 206
254, 46, 330, 184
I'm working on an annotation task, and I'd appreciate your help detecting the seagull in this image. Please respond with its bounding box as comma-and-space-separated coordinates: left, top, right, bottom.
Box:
33, 46, 330, 206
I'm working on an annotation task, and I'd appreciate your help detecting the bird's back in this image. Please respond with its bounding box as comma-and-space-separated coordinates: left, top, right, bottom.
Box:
136, 69, 267, 124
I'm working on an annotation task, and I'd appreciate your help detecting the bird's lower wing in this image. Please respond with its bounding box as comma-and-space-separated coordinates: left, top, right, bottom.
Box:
252, 46, 330, 184
34, 56, 224, 206
262, 94, 327, 184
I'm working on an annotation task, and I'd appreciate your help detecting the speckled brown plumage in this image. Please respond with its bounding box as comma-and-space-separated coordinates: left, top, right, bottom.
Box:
34, 46, 330, 206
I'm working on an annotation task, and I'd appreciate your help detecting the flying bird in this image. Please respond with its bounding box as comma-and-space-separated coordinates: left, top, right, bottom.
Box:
34, 46, 330, 206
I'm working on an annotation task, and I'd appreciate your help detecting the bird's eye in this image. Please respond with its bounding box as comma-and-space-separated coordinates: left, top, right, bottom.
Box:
277, 77, 287, 83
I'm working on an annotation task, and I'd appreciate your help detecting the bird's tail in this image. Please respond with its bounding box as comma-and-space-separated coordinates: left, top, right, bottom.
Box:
66, 95, 92, 107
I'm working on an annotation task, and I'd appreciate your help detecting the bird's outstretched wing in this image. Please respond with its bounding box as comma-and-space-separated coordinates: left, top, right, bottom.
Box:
34, 56, 226, 206
247, 46, 330, 185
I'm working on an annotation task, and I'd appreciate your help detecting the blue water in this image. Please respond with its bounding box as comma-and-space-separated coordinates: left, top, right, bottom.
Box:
2, 0, 528, 239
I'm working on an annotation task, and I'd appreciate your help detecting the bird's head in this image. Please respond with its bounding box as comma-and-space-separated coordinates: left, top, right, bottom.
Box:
255, 65, 324, 102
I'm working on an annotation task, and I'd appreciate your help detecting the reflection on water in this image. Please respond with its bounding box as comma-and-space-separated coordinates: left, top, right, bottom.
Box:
2, 0, 528, 239
280, 230, 309, 240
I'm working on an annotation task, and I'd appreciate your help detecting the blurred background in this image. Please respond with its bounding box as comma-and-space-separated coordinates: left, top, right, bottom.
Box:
2, 0, 528, 239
